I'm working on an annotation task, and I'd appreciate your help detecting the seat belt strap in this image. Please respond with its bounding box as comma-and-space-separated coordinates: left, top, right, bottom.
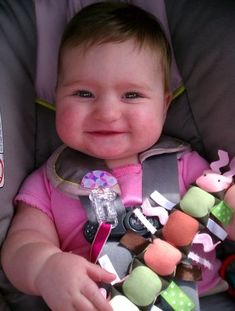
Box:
142, 153, 180, 204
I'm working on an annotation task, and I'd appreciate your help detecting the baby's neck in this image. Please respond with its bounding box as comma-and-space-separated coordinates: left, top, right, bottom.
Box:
105, 154, 139, 169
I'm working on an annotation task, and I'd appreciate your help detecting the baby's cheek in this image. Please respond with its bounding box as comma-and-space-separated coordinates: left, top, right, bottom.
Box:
134, 118, 163, 147
56, 108, 80, 143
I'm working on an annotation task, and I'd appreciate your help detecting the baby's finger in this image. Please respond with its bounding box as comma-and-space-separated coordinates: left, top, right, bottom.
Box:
88, 263, 116, 283
71, 293, 100, 311
81, 281, 113, 311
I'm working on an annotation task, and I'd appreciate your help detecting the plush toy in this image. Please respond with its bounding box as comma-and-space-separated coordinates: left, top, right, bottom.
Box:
196, 150, 235, 234
108, 150, 235, 310
143, 238, 182, 276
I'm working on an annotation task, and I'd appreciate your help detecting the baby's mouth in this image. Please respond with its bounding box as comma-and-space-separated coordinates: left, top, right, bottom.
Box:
86, 130, 125, 136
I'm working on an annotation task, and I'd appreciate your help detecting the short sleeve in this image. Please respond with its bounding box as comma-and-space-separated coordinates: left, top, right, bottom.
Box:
14, 165, 53, 220
178, 150, 209, 196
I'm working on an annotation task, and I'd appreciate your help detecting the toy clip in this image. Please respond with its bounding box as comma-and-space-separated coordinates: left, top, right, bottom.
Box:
89, 187, 118, 228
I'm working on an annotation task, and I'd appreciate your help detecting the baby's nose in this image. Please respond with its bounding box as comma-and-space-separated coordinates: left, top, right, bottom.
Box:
93, 99, 121, 122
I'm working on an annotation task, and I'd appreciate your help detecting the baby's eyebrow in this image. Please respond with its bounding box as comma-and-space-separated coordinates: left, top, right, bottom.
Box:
116, 81, 153, 92
59, 80, 85, 88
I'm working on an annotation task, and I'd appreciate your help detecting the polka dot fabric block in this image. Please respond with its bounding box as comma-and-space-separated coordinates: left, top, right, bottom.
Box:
160, 281, 195, 311
211, 201, 233, 225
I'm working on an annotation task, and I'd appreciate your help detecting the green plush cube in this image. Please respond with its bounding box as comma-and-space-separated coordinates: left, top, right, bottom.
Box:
122, 266, 162, 307
180, 186, 215, 218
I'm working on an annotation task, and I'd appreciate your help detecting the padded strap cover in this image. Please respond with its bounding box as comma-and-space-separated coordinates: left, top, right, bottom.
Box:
47, 136, 189, 199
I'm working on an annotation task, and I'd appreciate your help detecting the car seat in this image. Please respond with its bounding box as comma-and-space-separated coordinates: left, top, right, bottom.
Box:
0, 0, 235, 310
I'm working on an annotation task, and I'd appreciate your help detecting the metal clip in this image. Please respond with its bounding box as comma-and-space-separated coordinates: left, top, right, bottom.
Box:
89, 188, 118, 228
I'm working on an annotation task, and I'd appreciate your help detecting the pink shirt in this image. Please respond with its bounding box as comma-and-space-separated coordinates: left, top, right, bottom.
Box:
15, 150, 220, 294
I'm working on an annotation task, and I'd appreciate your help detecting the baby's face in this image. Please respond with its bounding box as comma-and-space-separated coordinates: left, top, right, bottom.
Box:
56, 39, 171, 168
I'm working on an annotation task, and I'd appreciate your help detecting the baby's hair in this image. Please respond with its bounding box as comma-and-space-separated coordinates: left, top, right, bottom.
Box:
58, 1, 172, 91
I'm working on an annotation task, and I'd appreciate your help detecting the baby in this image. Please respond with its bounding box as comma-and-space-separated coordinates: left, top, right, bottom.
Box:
2, 2, 222, 310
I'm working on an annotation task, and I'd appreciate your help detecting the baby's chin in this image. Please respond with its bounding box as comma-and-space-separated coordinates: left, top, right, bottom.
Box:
103, 153, 140, 169
65, 142, 142, 167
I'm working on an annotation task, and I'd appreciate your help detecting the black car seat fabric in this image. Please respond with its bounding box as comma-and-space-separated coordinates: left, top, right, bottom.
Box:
0, 0, 36, 251
164, 0, 235, 161
0, 0, 235, 310
0, 0, 51, 309
0, 1, 49, 309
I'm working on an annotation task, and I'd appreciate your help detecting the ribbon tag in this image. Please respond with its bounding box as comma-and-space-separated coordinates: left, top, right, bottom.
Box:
187, 251, 212, 270
98, 254, 120, 285
206, 218, 228, 240
141, 198, 169, 225
0, 112, 4, 188
150, 190, 175, 211
211, 201, 233, 225
90, 222, 112, 263
161, 281, 195, 311
133, 208, 157, 234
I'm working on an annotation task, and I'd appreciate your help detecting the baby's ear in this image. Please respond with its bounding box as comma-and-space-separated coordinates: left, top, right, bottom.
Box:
166, 92, 172, 106
164, 92, 172, 115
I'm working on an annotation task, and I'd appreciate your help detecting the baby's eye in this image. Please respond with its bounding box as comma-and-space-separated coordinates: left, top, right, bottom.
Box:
72, 90, 94, 98
123, 92, 143, 99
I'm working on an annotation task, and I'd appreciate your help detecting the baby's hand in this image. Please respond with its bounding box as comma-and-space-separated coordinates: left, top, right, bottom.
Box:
35, 252, 115, 311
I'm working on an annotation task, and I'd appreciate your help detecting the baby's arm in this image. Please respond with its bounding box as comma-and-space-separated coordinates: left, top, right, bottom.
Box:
1, 203, 115, 311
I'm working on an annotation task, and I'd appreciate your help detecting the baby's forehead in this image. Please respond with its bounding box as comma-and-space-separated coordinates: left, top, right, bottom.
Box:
61, 35, 162, 55
59, 39, 163, 73
59, 40, 162, 73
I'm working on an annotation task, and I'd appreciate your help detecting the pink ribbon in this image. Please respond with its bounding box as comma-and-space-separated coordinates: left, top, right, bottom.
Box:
141, 198, 169, 225
192, 232, 221, 252
90, 222, 112, 263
